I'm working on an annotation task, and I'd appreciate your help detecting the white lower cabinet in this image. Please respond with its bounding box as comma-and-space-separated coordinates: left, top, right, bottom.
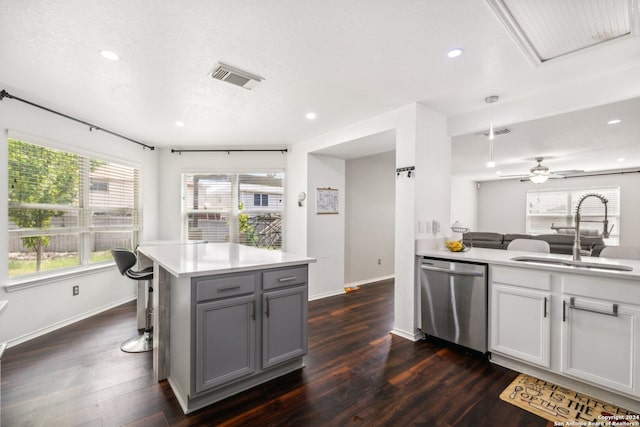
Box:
561, 295, 640, 395
491, 284, 551, 367
489, 265, 640, 402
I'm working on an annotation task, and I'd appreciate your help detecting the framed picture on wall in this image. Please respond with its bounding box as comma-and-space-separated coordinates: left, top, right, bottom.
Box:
316, 187, 338, 214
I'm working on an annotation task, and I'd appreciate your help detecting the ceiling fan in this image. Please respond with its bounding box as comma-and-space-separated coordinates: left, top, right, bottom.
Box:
500, 157, 583, 183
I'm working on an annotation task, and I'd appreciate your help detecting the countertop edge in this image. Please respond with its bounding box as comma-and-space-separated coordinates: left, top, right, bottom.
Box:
138, 243, 316, 278
417, 248, 640, 281
162, 259, 316, 279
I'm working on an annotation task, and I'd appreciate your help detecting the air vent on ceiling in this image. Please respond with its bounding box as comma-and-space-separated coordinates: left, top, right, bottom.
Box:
478, 127, 512, 138
209, 63, 264, 90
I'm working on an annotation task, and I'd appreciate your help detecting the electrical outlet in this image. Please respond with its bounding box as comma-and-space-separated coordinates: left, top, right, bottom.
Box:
377, 258, 382, 265
72, 285, 79, 296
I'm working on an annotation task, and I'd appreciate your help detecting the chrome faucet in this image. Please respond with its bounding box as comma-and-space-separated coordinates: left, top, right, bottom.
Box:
551, 193, 613, 261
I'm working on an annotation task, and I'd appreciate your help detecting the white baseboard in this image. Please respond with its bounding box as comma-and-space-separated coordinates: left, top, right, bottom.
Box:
309, 289, 345, 301
391, 328, 422, 342
7, 296, 136, 348
309, 275, 395, 301
343, 274, 394, 289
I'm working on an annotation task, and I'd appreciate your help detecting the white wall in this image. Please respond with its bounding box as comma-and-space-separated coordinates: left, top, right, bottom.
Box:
345, 150, 395, 284
451, 177, 478, 235
477, 174, 640, 245
285, 106, 402, 301
307, 154, 346, 299
155, 149, 286, 241
0, 95, 160, 345
285, 102, 450, 341
414, 104, 451, 241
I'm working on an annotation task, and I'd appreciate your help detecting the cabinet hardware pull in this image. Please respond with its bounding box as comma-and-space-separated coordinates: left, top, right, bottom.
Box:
265, 297, 270, 317
563, 300, 567, 322
218, 285, 241, 291
569, 297, 618, 317
419, 264, 484, 277
543, 297, 548, 318
251, 300, 255, 320
279, 276, 298, 282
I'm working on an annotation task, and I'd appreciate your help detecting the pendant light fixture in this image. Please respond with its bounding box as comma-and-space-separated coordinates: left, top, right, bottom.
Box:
485, 95, 499, 168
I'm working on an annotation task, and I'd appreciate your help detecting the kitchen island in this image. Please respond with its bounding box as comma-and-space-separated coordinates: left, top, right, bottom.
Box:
138, 242, 316, 414
417, 246, 640, 413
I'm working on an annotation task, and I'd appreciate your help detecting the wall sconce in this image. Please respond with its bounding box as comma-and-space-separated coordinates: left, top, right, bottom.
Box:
298, 192, 307, 207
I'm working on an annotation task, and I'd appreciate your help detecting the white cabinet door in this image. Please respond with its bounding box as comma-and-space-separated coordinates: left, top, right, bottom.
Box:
561, 296, 640, 396
491, 284, 551, 367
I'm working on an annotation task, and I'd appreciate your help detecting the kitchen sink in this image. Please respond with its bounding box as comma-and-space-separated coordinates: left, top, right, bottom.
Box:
510, 256, 633, 272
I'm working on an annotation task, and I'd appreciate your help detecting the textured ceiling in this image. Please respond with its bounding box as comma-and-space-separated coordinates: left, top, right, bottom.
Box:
1, 0, 640, 179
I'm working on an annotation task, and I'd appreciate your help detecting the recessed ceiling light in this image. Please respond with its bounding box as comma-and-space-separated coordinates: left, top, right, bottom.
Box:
175, 121, 185, 127
617, 157, 626, 162
99, 50, 120, 61
607, 119, 622, 125
447, 48, 464, 58
305, 112, 317, 120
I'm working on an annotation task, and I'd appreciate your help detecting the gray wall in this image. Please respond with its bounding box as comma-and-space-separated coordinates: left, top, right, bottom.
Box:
477, 173, 640, 246
345, 151, 395, 284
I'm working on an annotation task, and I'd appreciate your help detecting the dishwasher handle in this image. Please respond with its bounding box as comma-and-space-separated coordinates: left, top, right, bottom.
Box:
420, 264, 484, 277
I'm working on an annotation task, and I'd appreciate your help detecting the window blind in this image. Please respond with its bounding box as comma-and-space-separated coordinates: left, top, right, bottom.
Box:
526, 186, 620, 244
181, 172, 284, 249
8, 138, 140, 277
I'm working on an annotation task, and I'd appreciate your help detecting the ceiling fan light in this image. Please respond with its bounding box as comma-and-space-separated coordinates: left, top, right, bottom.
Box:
529, 174, 549, 184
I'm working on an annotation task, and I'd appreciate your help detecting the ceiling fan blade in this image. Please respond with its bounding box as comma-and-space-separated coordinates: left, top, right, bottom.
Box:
498, 174, 528, 178
552, 169, 585, 176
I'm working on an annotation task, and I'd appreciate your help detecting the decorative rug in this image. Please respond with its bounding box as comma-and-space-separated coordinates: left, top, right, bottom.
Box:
500, 373, 640, 426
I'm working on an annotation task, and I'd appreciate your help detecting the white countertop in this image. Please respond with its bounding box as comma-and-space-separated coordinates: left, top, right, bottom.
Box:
417, 247, 640, 281
138, 242, 316, 278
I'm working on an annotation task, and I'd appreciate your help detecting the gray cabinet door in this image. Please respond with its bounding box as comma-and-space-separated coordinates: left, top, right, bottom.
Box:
262, 286, 308, 369
195, 294, 256, 393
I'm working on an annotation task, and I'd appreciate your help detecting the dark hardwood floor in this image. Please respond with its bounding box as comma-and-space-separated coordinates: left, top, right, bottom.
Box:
1, 280, 551, 426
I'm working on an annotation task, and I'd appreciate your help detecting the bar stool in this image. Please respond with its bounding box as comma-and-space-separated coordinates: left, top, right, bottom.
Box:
112, 248, 154, 353
506, 239, 550, 253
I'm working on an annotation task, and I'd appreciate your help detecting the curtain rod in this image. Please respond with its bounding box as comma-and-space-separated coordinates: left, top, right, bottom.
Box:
519, 169, 640, 182
0, 89, 155, 151
171, 148, 288, 154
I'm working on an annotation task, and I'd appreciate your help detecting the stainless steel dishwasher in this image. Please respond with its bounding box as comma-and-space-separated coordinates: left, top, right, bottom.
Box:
419, 257, 488, 353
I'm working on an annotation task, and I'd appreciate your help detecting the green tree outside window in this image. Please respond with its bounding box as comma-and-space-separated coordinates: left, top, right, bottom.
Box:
8, 139, 80, 271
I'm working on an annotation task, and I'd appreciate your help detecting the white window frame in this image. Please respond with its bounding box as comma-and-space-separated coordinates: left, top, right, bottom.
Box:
525, 186, 620, 245
6, 136, 141, 286
180, 170, 285, 248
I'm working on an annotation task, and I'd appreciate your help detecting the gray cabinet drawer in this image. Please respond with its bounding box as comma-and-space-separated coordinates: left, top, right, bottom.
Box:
263, 266, 308, 290
195, 274, 256, 302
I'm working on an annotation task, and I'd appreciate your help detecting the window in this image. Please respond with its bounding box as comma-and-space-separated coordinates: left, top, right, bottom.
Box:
8, 138, 141, 278
91, 181, 109, 192
526, 186, 620, 245
253, 193, 269, 207
182, 172, 283, 249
